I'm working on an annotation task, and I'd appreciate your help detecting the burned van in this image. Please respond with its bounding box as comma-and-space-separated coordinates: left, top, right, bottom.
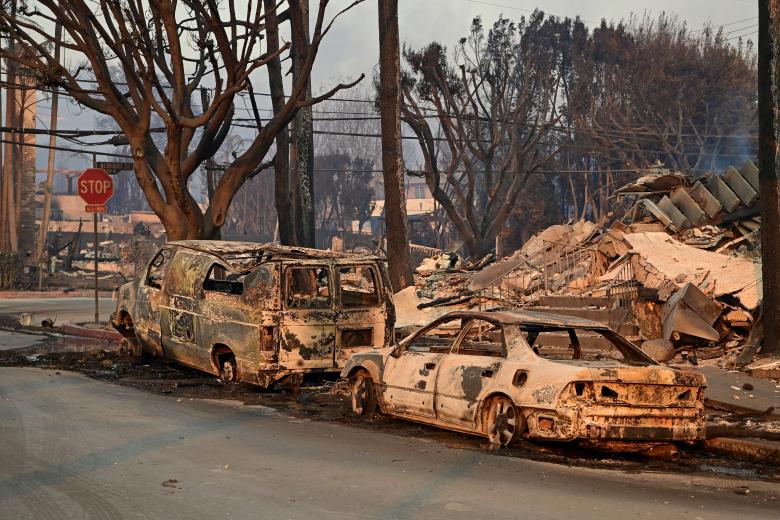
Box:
111, 241, 395, 387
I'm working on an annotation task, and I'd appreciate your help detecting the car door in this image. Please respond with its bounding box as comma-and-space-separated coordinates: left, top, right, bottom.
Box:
334, 263, 388, 367
134, 247, 172, 354
434, 319, 506, 427
381, 317, 463, 419
279, 262, 337, 370
160, 251, 212, 369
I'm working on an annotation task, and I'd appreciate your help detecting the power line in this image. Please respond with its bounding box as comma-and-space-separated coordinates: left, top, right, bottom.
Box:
0, 138, 132, 159
690, 16, 757, 33
464, 0, 599, 25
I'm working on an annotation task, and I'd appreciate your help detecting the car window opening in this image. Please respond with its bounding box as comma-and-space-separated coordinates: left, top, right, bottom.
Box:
204, 264, 245, 296
146, 249, 171, 289
286, 266, 331, 309
406, 319, 462, 353
341, 328, 373, 348
457, 319, 504, 357
242, 264, 275, 301
339, 266, 380, 308
522, 326, 645, 363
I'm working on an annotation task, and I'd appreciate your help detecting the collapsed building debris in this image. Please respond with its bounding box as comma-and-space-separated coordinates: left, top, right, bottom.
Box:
404, 163, 767, 373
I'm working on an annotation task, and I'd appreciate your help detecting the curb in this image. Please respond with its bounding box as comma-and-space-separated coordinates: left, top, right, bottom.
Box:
0, 291, 114, 299
60, 324, 123, 342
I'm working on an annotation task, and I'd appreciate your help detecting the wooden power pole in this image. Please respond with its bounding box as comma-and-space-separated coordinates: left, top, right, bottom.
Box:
36, 22, 62, 267
377, 0, 413, 291
759, 0, 780, 353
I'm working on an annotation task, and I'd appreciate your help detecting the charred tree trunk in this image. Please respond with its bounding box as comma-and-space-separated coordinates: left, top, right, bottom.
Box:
16, 75, 37, 255
291, 0, 315, 248
264, 0, 296, 246
378, 0, 413, 291
759, 0, 780, 354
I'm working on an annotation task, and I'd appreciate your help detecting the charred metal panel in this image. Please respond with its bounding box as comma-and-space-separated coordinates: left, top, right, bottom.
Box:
662, 283, 722, 344
382, 351, 442, 417
435, 357, 502, 426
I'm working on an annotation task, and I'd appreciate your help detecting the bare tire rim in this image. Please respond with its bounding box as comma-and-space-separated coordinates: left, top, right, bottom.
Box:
352, 377, 368, 415
487, 397, 517, 447
221, 361, 236, 383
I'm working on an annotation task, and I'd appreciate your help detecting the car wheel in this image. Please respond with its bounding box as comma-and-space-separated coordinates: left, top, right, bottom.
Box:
219, 356, 238, 383
485, 396, 521, 447
351, 370, 377, 416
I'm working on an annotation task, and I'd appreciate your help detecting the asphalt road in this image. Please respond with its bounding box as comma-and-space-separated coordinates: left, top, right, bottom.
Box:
0, 297, 114, 326
1, 367, 778, 520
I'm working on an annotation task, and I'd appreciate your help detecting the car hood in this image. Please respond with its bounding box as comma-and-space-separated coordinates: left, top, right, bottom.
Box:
554, 360, 706, 387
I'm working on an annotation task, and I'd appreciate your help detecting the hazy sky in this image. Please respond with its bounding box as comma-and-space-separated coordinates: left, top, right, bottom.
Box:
27, 0, 759, 172
311, 0, 758, 86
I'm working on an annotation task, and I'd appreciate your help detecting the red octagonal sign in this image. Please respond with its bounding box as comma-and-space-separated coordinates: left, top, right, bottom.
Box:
78, 168, 114, 212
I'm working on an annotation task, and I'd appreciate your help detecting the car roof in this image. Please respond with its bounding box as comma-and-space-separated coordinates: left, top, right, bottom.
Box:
167, 240, 384, 266
438, 309, 612, 331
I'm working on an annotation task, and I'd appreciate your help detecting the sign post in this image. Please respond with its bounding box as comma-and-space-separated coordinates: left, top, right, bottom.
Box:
77, 167, 114, 323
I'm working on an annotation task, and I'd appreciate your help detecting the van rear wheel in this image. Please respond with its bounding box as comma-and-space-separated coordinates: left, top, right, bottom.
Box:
218, 355, 238, 383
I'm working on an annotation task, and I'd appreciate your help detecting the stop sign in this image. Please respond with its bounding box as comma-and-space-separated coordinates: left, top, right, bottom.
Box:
78, 168, 114, 211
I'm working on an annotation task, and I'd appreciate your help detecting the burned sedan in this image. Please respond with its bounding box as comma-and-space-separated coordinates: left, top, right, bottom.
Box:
112, 241, 395, 387
342, 310, 706, 447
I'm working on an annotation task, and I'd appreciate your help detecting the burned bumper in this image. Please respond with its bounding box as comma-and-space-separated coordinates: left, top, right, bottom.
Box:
526, 405, 705, 442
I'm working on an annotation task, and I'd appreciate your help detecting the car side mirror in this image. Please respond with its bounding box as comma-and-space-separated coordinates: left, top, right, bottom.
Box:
390, 344, 403, 358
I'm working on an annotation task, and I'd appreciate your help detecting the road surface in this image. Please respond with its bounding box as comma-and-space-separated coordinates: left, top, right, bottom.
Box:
0, 297, 114, 326
0, 367, 777, 520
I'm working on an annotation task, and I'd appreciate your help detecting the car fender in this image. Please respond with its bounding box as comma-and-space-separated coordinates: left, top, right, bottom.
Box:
341, 350, 386, 383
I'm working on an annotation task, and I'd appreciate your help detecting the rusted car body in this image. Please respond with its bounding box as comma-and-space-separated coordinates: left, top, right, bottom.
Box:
342, 310, 706, 447
112, 241, 394, 387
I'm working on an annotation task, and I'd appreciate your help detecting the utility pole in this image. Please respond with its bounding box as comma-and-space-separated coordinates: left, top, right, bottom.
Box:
37, 21, 62, 275
199, 86, 221, 240
758, 0, 780, 353
1, 0, 18, 252
291, 0, 315, 248
377, 0, 413, 291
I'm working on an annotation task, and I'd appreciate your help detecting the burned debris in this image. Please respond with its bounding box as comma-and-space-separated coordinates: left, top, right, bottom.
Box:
405, 163, 765, 371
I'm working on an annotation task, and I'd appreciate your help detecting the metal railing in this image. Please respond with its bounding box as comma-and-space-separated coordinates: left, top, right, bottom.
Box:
474, 239, 598, 310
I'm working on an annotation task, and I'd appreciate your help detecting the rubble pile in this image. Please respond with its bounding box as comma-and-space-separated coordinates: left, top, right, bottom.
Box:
406, 163, 766, 368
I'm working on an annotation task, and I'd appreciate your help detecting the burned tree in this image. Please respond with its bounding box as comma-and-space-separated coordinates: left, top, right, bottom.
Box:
0, 0, 363, 240
569, 15, 757, 173
378, 0, 413, 289
401, 14, 571, 259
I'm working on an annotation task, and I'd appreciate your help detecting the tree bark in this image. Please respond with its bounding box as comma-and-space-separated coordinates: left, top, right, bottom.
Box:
759, 0, 780, 354
17, 80, 36, 254
291, 0, 316, 248
264, 0, 296, 246
378, 0, 413, 291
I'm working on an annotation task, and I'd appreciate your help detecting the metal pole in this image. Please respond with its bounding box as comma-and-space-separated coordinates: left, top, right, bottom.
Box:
94, 212, 98, 323
92, 152, 98, 323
